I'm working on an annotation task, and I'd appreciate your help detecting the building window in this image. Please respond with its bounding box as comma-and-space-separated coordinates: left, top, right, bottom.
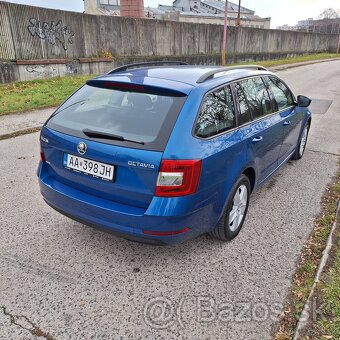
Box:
100, 0, 119, 5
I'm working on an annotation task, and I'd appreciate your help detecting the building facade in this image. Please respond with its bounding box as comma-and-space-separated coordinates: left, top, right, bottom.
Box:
84, 0, 145, 17
84, 0, 271, 28
148, 0, 270, 28
277, 16, 340, 34
300, 17, 340, 34
84, 0, 120, 16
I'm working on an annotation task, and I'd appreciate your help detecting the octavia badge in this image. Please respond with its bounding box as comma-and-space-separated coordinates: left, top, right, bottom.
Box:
77, 142, 87, 155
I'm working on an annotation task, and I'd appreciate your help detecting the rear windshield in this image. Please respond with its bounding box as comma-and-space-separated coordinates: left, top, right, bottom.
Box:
47, 84, 186, 151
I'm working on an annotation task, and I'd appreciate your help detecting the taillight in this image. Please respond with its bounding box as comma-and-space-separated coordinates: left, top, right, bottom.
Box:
155, 160, 201, 197
40, 151, 45, 162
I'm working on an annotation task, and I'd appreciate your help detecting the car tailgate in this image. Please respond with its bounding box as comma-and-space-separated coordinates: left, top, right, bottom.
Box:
40, 127, 162, 209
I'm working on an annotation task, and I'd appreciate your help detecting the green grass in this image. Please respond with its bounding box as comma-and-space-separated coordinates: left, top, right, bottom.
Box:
226, 52, 339, 68
0, 53, 339, 116
313, 176, 340, 339
316, 231, 340, 339
0, 74, 95, 116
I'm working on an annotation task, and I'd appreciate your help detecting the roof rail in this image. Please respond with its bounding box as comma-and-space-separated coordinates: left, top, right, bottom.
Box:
196, 65, 268, 83
108, 61, 189, 74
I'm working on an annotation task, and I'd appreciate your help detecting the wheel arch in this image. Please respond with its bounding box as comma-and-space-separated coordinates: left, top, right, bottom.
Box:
215, 163, 257, 224
242, 166, 256, 193
307, 116, 312, 127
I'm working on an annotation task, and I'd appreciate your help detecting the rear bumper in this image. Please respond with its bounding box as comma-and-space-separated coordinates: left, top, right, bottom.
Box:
43, 199, 166, 245
38, 165, 213, 245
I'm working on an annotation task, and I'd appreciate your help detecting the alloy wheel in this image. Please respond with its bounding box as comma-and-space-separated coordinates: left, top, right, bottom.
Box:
299, 126, 308, 157
229, 184, 248, 232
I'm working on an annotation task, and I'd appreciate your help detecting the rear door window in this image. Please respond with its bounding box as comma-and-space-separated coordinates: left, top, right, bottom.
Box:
47, 83, 186, 151
237, 77, 274, 120
234, 83, 252, 125
265, 76, 294, 111
195, 85, 236, 138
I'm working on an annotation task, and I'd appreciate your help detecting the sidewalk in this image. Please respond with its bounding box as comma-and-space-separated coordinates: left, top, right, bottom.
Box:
1, 57, 339, 140
0, 107, 54, 139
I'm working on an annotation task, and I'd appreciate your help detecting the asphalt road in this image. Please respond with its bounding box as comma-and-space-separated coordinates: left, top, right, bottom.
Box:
1, 61, 340, 340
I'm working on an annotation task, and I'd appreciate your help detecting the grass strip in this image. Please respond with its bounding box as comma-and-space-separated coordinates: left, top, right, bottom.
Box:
0, 74, 94, 116
313, 222, 340, 339
227, 53, 339, 68
275, 163, 340, 340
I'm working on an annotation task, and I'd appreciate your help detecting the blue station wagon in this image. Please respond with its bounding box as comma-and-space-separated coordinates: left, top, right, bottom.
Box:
37, 61, 311, 245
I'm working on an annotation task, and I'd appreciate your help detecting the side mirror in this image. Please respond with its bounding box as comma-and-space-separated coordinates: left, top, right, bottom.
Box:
297, 95, 312, 108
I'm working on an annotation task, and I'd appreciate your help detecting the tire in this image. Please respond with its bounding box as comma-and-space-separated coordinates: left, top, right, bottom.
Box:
291, 123, 309, 160
211, 174, 251, 241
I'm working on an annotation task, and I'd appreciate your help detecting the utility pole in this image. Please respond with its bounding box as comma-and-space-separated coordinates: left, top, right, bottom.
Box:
236, 0, 241, 26
221, 0, 228, 65
337, 33, 340, 54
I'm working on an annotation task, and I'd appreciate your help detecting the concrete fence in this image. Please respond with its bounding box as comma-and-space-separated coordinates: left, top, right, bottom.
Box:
0, 1, 338, 83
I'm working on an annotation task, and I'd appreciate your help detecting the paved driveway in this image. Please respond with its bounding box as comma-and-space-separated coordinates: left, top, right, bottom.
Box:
0, 61, 339, 340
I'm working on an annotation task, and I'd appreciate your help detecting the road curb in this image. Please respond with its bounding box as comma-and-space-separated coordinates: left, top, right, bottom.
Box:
293, 200, 340, 340
269, 57, 340, 72
0, 126, 41, 141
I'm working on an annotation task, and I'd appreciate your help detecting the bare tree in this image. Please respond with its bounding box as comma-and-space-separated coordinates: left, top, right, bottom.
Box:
317, 8, 339, 19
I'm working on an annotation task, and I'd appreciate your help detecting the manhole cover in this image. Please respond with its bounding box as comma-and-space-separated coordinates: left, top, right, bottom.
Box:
309, 99, 332, 114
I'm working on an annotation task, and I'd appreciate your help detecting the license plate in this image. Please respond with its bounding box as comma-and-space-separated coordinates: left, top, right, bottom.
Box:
63, 154, 114, 181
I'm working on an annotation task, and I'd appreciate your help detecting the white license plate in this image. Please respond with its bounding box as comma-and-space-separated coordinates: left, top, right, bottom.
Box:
63, 154, 114, 181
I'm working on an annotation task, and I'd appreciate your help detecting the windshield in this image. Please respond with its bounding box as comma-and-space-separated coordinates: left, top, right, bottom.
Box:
47, 84, 186, 151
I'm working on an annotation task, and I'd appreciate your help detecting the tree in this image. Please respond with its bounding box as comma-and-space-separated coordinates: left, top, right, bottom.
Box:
317, 8, 339, 19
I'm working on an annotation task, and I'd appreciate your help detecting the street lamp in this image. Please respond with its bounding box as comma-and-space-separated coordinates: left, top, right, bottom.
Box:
221, 0, 228, 65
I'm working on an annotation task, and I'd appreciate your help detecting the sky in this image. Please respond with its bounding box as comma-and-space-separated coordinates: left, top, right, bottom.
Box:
4, 0, 340, 28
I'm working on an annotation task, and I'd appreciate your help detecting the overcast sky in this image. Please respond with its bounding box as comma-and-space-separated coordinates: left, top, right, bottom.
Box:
4, 0, 340, 28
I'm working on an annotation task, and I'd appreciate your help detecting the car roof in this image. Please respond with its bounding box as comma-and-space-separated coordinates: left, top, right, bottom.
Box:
92, 65, 275, 95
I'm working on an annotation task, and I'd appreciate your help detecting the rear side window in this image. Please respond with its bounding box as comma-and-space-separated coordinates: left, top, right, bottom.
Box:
265, 76, 294, 111
195, 85, 236, 138
47, 84, 186, 151
237, 77, 274, 120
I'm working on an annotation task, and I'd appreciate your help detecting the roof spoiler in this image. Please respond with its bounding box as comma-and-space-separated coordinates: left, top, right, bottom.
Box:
108, 61, 189, 74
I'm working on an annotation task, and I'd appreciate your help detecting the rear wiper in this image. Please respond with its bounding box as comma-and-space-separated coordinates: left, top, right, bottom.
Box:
82, 128, 145, 145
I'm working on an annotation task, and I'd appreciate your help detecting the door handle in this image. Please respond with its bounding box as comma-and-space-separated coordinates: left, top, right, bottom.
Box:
283, 120, 291, 126
252, 136, 263, 143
